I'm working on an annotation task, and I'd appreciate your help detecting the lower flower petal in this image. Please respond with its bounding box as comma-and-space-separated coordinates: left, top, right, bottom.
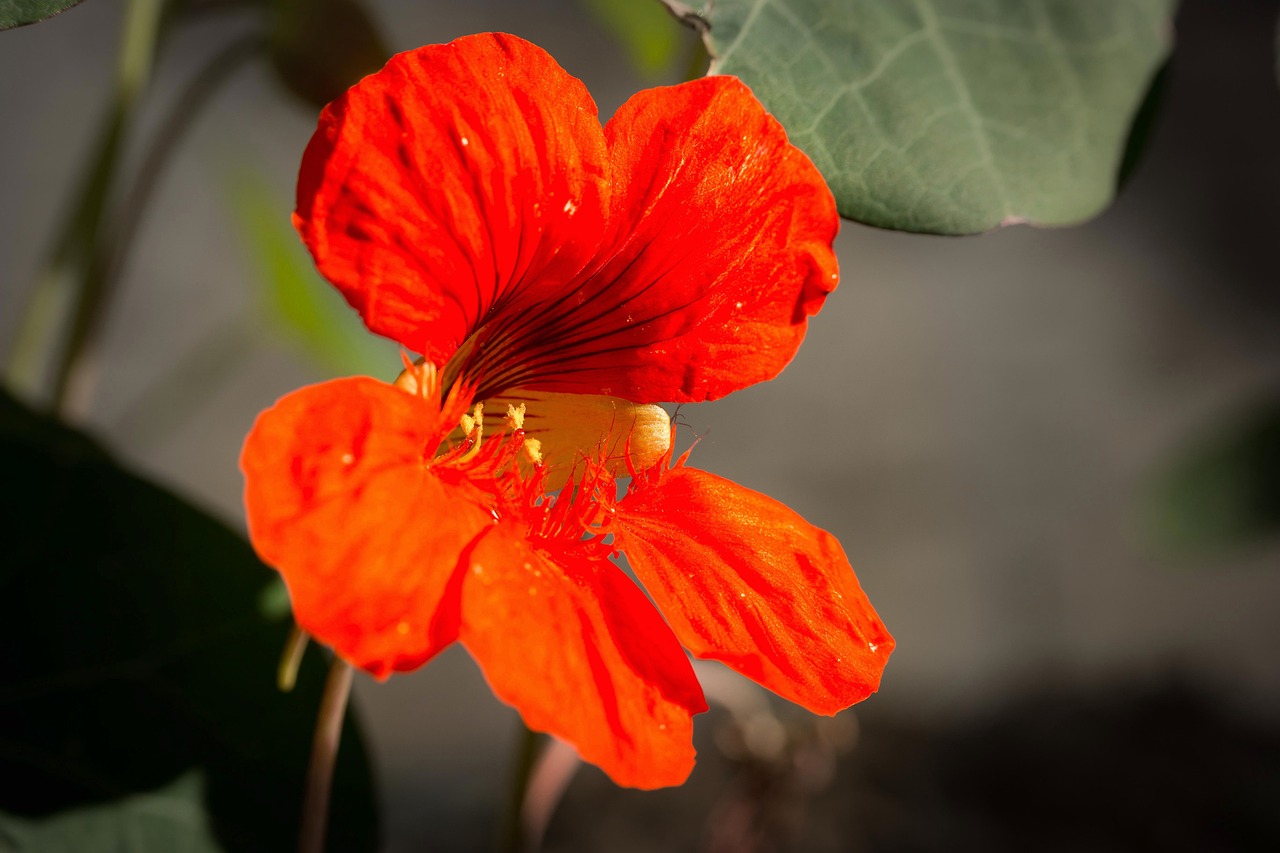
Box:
459, 522, 707, 789
613, 466, 893, 715
241, 377, 495, 678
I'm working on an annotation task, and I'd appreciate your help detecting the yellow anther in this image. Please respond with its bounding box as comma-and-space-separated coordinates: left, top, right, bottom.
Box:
505, 403, 526, 431
457, 402, 485, 463
459, 402, 485, 437
523, 437, 543, 465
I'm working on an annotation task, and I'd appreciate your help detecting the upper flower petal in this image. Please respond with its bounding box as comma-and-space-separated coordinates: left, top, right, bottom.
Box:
459, 521, 707, 789
297, 34, 837, 407
462, 74, 839, 403
295, 33, 610, 365
241, 377, 495, 678
612, 465, 893, 715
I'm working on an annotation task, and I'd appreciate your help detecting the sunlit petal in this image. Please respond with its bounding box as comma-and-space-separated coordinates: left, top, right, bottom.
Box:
241, 378, 495, 677
459, 74, 838, 403
295, 34, 610, 364
614, 465, 893, 714
460, 522, 707, 789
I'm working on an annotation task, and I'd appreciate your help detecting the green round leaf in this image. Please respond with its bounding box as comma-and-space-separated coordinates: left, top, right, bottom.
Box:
0, 773, 220, 852
0, 391, 378, 851
0, 0, 87, 30
701, 0, 1177, 234
268, 0, 388, 109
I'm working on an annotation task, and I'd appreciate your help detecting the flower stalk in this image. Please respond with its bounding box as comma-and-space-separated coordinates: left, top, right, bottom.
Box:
298, 657, 354, 853
499, 721, 545, 853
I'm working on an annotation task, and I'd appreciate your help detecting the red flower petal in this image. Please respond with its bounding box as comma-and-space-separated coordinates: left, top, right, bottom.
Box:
241, 378, 495, 678
295, 34, 610, 365
613, 466, 893, 714
459, 522, 707, 789
467, 75, 839, 403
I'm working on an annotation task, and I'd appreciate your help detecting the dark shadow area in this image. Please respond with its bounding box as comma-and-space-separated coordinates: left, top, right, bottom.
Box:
0, 391, 378, 851
1132, 0, 1280, 327
546, 676, 1280, 852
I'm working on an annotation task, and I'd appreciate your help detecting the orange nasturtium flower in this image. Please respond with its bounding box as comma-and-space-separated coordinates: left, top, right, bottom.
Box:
241, 33, 893, 789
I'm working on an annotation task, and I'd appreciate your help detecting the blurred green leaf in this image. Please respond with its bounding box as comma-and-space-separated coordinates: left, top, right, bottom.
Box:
0, 390, 379, 851
268, 0, 388, 109
0, 773, 219, 852
579, 0, 683, 77
230, 174, 395, 377
0, 0, 86, 30
1146, 394, 1280, 557
699, 0, 1177, 234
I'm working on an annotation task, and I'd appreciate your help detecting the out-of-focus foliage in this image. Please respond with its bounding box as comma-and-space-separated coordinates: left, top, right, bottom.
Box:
579, 0, 683, 77
1146, 393, 1280, 557
0, 390, 378, 851
230, 174, 395, 377
267, 0, 388, 109
0, 773, 222, 852
698, 0, 1177, 234
0, 0, 86, 30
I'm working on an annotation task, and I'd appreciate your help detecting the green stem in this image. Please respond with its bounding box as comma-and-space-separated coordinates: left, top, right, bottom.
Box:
277, 624, 311, 693
299, 657, 354, 853
498, 721, 544, 853
49, 32, 263, 414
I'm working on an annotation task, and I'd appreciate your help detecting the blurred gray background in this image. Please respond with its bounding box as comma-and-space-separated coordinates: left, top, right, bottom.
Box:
3, 1, 1279, 850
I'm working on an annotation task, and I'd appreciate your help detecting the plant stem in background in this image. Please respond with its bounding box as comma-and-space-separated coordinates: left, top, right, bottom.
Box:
299, 657, 354, 853
499, 722, 545, 853
50, 32, 263, 415
3, 0, 163, 403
